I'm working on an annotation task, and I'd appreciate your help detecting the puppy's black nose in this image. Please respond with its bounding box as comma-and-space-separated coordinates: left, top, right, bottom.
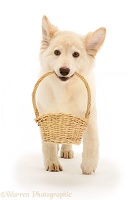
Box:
59, 67, 70, 76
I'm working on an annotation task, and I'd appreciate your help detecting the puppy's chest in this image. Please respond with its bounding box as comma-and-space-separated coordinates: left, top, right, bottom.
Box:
49, 88, 76, 111
57, 93, 75, 108
43, 85, 87, 116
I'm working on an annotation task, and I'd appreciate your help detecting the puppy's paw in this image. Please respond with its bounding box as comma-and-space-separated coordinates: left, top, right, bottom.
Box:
60, 149, 74, 159
45, 162, 63, 172
81, 161, 98, 175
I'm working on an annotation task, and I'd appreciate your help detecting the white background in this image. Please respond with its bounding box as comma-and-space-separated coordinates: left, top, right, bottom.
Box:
0, 0, 129, 199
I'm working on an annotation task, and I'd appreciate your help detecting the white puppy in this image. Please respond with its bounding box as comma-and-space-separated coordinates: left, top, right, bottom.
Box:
36, 16, 106, 174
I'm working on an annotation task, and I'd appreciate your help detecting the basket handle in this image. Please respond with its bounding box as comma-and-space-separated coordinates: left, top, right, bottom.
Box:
32, 71, 91, 119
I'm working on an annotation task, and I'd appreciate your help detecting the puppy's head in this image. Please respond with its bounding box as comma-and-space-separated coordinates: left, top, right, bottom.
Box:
39, 16, 106, 82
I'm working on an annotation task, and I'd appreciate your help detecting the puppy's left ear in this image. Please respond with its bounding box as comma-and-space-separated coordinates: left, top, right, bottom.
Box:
85, 27, 106, 57
41, 16, 59, 51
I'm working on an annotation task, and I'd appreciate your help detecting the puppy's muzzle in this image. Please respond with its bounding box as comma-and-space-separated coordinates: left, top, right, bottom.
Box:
57, 67, 71, 81
59, 67, 70, 76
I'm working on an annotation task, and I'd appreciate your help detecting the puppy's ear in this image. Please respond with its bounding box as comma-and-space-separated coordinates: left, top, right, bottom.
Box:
85, 28, 106, 57
41, 16, 59, 50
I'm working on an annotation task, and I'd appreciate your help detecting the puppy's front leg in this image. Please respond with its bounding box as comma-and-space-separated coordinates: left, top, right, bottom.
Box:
81, 107, 99, 175
40, 130, 63, 172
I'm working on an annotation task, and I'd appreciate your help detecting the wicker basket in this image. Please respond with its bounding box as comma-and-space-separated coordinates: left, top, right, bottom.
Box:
32, 71, 91, 145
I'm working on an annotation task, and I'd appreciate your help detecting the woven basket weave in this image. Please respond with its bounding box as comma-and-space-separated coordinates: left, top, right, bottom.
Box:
32, 71, 91, 145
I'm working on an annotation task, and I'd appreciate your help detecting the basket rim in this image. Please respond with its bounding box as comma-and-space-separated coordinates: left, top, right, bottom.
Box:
35, 112, 88, 122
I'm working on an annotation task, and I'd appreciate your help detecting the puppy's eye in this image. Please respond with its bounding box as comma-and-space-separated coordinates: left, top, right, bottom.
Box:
54, 50, 61, 56
72, 52, 80, 58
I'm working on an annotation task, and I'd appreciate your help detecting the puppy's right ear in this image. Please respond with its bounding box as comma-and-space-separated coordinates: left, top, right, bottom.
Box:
85, 27, 106, 57
41, 16, 58, 51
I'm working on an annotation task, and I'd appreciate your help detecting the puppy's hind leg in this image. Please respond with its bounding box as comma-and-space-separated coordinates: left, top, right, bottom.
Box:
60, 144, 74, 159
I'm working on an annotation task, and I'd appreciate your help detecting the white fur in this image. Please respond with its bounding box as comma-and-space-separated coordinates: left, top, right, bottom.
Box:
36, 16, 106, 174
